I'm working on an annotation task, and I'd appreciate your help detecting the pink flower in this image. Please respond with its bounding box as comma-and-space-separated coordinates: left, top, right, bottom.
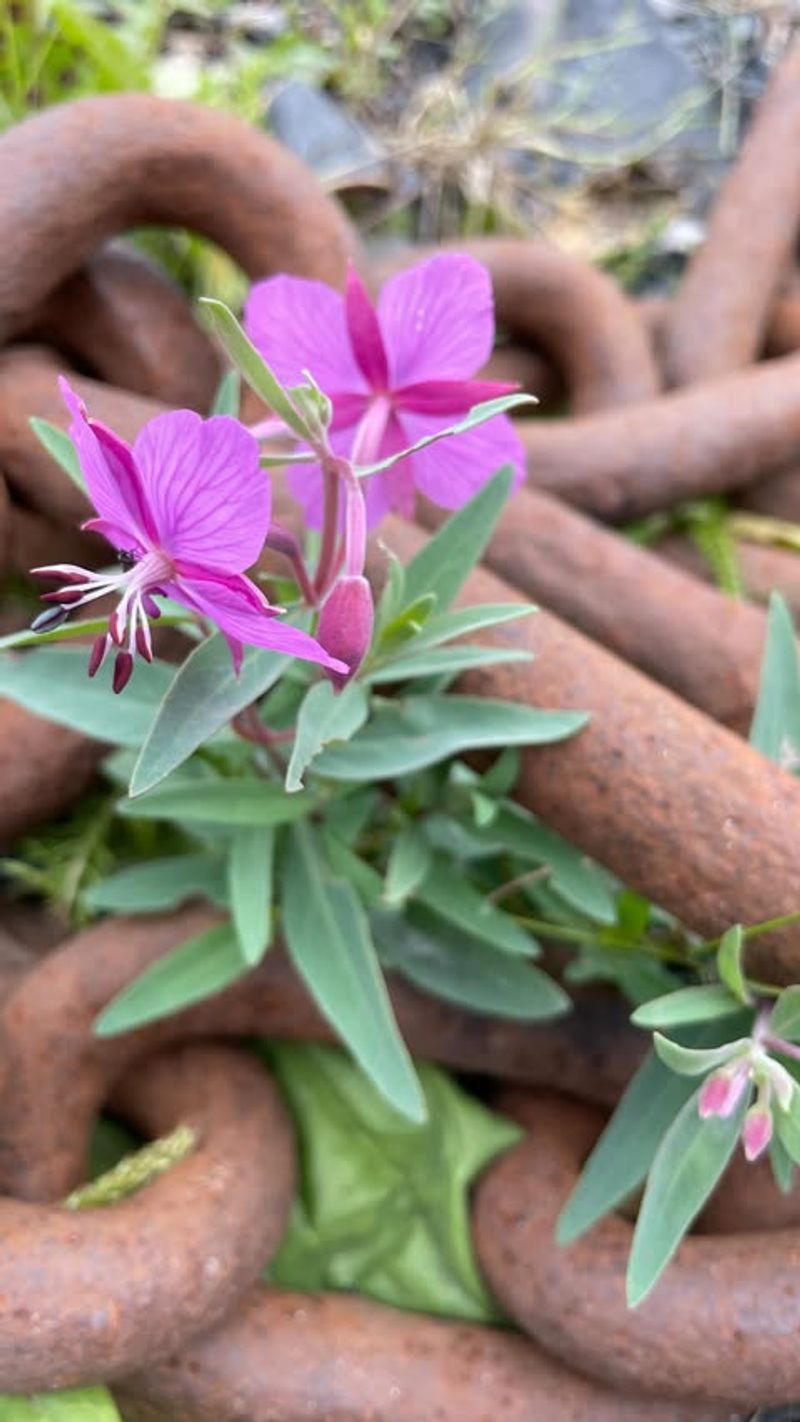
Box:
244, 255, 526, 528
34, 378, 345, 692
698, 1061, 750, 1120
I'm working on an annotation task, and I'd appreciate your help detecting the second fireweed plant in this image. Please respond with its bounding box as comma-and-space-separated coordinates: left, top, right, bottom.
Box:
2, 253, 588, 1128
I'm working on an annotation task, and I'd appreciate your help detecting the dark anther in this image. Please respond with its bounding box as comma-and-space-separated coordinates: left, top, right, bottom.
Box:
117, 549, 138, 572
30, 605, 71, 634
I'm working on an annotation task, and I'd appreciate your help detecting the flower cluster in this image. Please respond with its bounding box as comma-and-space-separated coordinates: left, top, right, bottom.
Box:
696, 1006, 800, 1161
32, 254, 524, 692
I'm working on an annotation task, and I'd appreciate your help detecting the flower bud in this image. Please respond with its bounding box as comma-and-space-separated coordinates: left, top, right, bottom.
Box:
317, 575, 374, 689
698, 1062, 749, 1120
743, 1104, 773, 1162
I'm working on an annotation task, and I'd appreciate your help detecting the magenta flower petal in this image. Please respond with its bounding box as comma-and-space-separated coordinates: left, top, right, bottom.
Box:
172, 566, 346, 674
393, 377, 518, 416
244, 274, 369, 395
345, 264, 389, 389
398, 408, 525, 510
133, 412, 269, 571
378, 254, 495, 386
59, 376, 153, 549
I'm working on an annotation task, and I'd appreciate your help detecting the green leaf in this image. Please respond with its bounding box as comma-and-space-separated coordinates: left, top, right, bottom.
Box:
400, 468, 516, 613
210, 368, 241, 416
85, 853, 228, 913
626, 1086, 748, 1306
715, 924, 750, 1004
652, 1032, 749, 1076
416, 857, 539, 957
227, 826, 274, 966
557, 1018, 752, 1244
770, 985, 800, 1043
199, 299, 310, 440
769, 1130, 796, 1192
374, 907, 567, 1020
410, 604, 534, 651
366, 643, 532, 685
29, 416, 87, 495
0, 648, 173, 745
749, 591, 800, 769
775, 1087, 800, 1166
286, 681, 368, 793
478, 804, 616, 925
120, 776, 316, 827
94, 923, 245, 1037
565, 945, 678, 1009
265, 1042, 520, 1321
314, 695, 586, 782
323, 830, 384, 907
374, 594, 437, 654
383, 825, 432, 906
631, 984, 744, 1030
0, 1388, 121, 1422
130, 636, 288, 795
283, 824, 425, 1122
359, 398, 536, 477
0, 614, 189, 655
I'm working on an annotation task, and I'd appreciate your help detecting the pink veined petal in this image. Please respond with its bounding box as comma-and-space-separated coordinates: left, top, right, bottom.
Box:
345, 263, 389, 389
59, 376, 153, 549
170, 567, 346, 673
82, 516, 146, 552
397, 407, 525, 511
378, 254, 496, 386
244, 274, 369, 396
133, 412, 269, 571
393, 377, 518, 417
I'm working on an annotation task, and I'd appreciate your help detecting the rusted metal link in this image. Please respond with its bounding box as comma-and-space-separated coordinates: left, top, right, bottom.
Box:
480, 341, 563, 409
0, 907, 642, 1202
656, 533, 800, 617
0, 94, 360, 342
420, 486, 772, 733
0, 698, 102, 847
474, 1090, 800, 1408
21, 244, 221, 411
513, 350, 800, 520
369, 236, 660, 414
382, 515, 800, 985
699, 1148, 800, 1234
116, 1286, 736, 1422
662, 39, 800, 386
0, 1040, 294, 1393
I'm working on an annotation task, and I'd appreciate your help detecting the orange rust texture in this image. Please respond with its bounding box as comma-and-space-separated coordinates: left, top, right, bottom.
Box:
0, 1039, 294, 1392
0, 93, 361, 341
474, 1091, 800, 1408
116, 1287, 736, 1422
663, 39, 800, 385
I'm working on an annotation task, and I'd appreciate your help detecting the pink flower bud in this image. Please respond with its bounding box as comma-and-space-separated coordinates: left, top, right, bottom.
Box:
743, 1104, 773, 1162
317, 575, 374, 689
698, 1062, 749, 1120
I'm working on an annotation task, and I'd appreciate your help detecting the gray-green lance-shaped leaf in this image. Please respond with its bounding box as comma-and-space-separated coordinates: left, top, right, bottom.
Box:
557, 1016, 752, 1244
366, 643, 531, 685
227, 826, 274, 965
409, 604, 534, 651
770, 985, 800, 1043
716, 924, 750, 1005
652, 1032, 749, 1076
0, 1388, 121, 1422
0, 648, 173, 746
400, 467, 515, 613
626, 1086, 749, 1306
468, 803, 616, 925
264, 1042, 520, 1321
286, 681, 368, 793
360, 398, 535, 477
750, 591, 800, 769
383, 825, 432, 906
631, 984, 744, 1030
85, 854, 228, 914
210, 368, 241, 416
416, 857, 539, 957
282, 824, 425, 1122
774, 1085, 800, 1165
374, 908, 567, 1020
199, 299, 310, 440
770, 1130, 796, 1192
130, 636, 288, 795
314, 695, 586, 782
29, 416, 87, 494
119, 776, 316, 827
94, 923, 245, 1037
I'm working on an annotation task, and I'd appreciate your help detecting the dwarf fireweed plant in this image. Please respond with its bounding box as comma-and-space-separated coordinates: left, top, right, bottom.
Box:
4, 259, 798, 1316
